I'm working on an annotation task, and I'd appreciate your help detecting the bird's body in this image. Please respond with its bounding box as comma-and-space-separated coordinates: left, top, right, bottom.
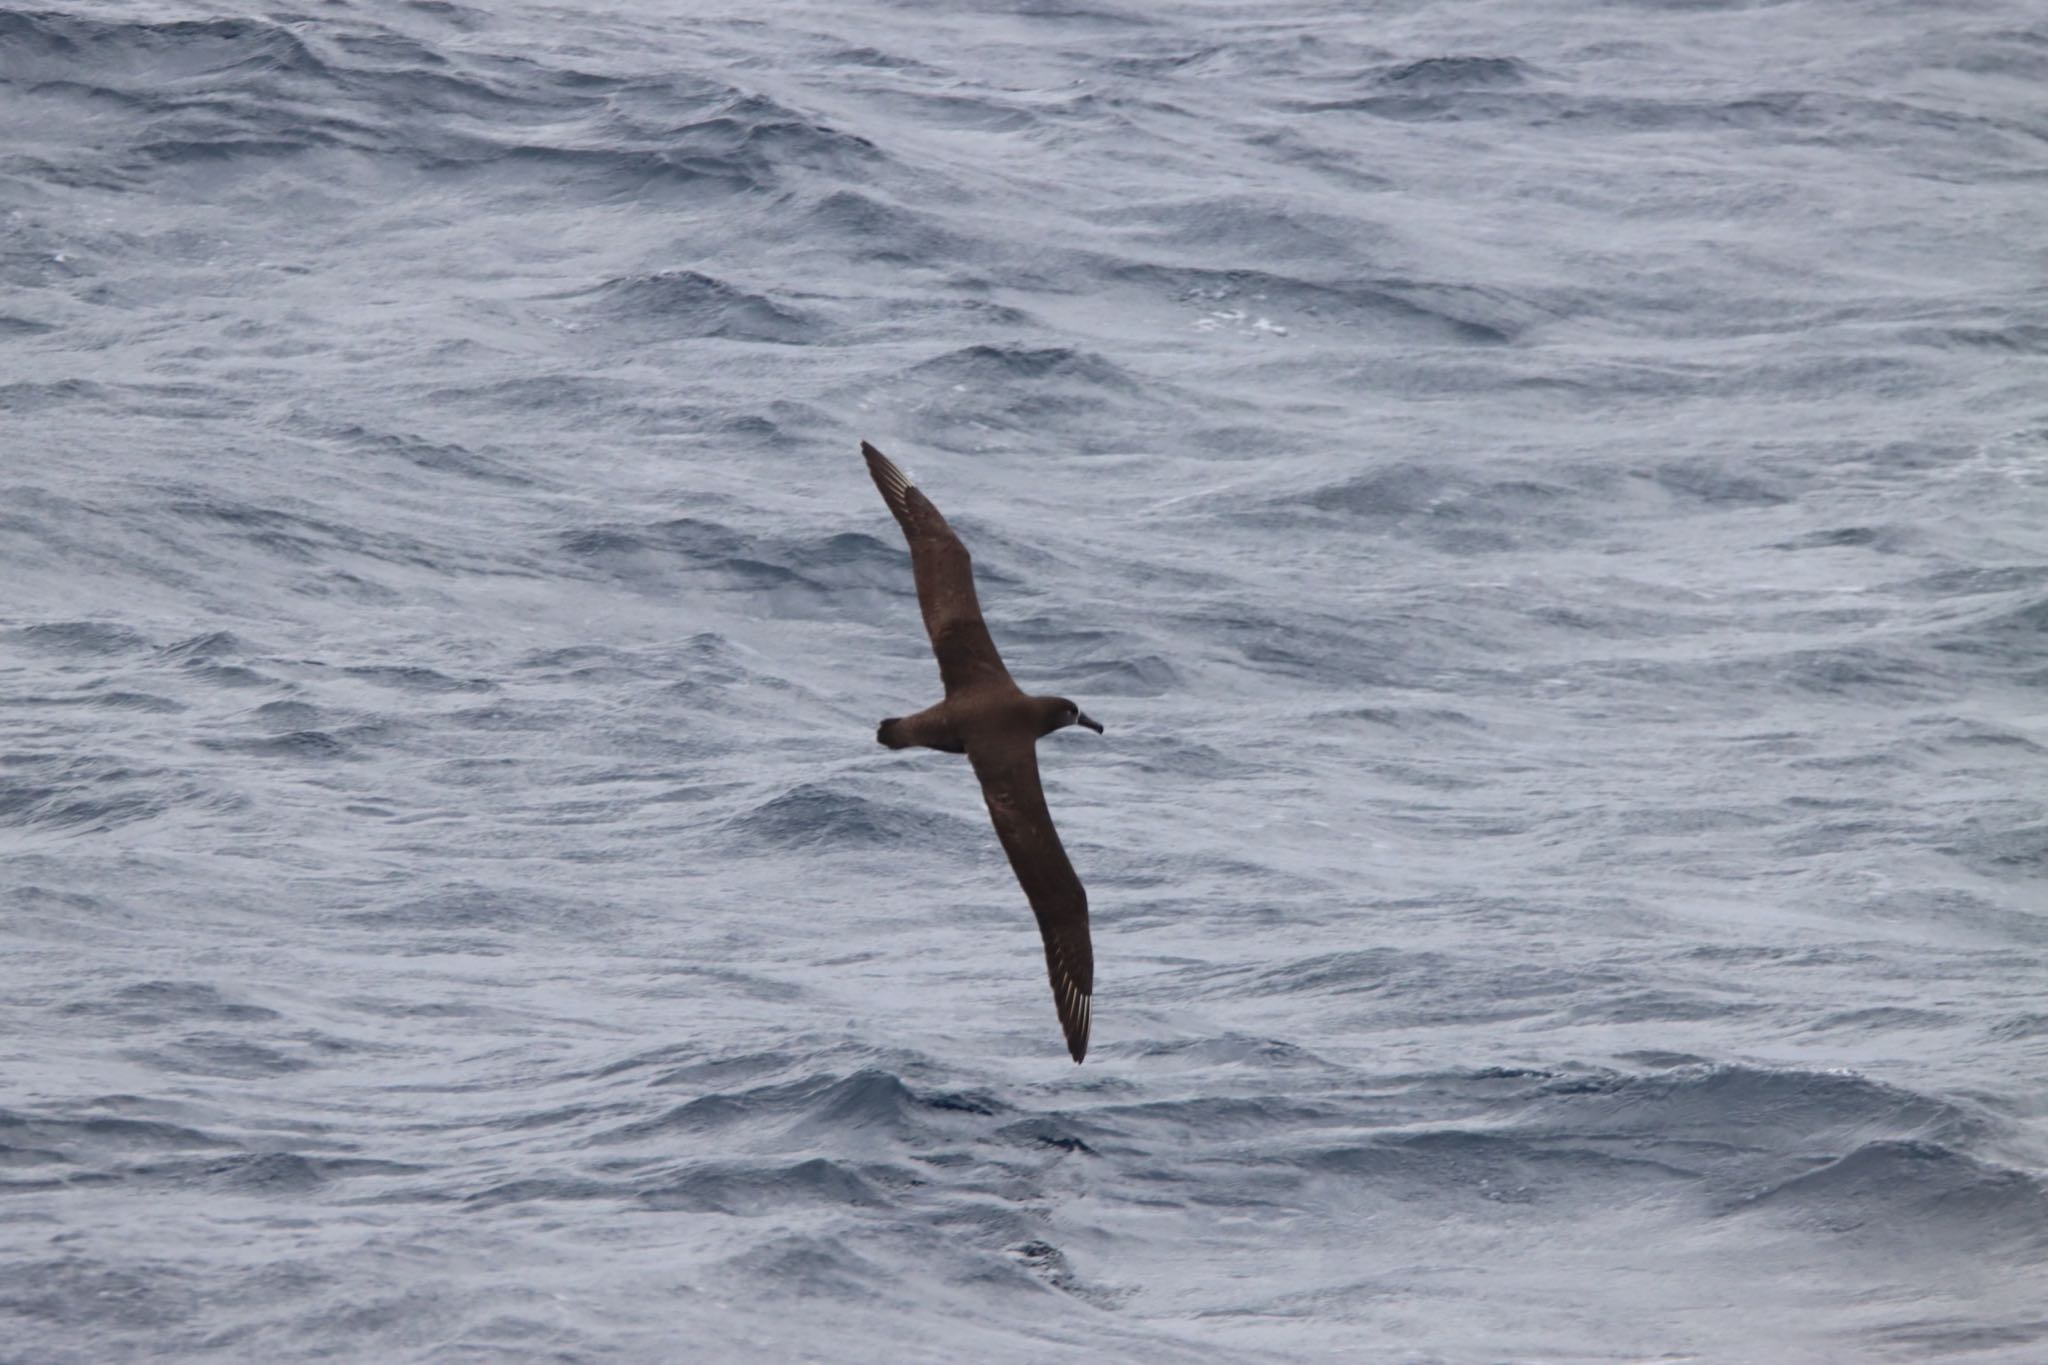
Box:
861, 440, 1102, 1062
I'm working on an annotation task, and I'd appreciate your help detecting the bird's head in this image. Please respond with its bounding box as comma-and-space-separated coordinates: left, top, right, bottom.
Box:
1037, 696, 1104, 738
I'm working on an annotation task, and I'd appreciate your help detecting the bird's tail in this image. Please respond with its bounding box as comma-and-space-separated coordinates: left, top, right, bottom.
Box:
877, 717, 911, 749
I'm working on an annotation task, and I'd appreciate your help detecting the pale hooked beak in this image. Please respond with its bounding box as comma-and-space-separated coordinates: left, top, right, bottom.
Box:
1077, 712, 1103, 734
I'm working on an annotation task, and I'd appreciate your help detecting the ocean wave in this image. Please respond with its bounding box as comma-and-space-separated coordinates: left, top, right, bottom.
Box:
725, 782, 977, 851
1729, 1138, 2048, 1258
557, 270, 818, 345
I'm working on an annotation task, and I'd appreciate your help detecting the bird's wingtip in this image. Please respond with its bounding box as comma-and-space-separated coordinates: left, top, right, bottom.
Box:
861, 440, 914, 502
1065, 994, 1091, 1062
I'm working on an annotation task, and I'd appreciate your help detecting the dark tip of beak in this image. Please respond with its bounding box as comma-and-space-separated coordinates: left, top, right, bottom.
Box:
1078, 713, 1103, 734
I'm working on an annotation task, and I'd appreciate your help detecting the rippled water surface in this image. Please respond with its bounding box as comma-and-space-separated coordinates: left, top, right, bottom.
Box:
4, 1, 2047, 1360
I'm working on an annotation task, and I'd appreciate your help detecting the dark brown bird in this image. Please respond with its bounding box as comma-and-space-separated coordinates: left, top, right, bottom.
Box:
861, 440, 1103, 1063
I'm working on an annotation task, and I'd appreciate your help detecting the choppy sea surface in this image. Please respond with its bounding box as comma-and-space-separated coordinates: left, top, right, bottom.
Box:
4, 1, 2046, 1359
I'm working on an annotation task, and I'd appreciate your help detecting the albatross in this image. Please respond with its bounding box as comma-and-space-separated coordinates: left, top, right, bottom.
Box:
862, 440, 1103, 1063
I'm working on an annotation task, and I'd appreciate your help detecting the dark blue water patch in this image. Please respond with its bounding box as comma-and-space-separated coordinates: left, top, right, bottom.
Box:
1771, 808, 1931, 859
1176, 606, 1409, 687
1105, 735, 1269, 784
1913, 320, 2048, 354
0, 10, 879, 198
1937, 818, 2048, 878
152, 631, 250, 661
421, 372, 645, 419
557, 269, 819, 345
1563, 989, 1766, 1025
0, 754, 192, 833
481, 1102, 633, 1137
625, 1037, 950, 1097
1988, 1013, 2048, 1042
904, 343, 1138, 393
787, 1069, 947, 1140
593, 1068, 963, 1146
1616, 800, 1785, 838
250, 699, 323, 729
59, 980, 282, 1027
5, 620, 150, 655
127, 1151, 325, 1195
591, 1093, 760, 1141
198, 729, 351, 761
126, 1033, 320, 1080
174, 659, 275, 689
2, 884, 119, 940
556, 516, 924, 608
514, 643, 666, 685
463, 1175, 618, 1210
433, 91, 882, 201
164, 498, 348, 565
1913, 716, 2046, 756
1101, 42, 1227, 78
298, 420, 535, 488
994, 627, 1178, 699
1928, 592, 2048, 661
1873, 1317, 2048, 1361
996, 1114, 1105, 1156
600, 1044, 793, 1088
0, 377, 115, 411
1293, 85, 1884, 141
1271, 461, 1596, 550
1598, 643, 1958, 704
557, 516, 776, 585
1118, 1036, 1352, 1075
1380, 55, 1531, 89
1309, 703, 1484, 732
1771, 523, 1915, 552
1092, 1093, 1340, 1146
340, 883, 600, 936
0, 1138, 70, 1171
637, 1156, 892, 1216
1246, 947, 1453, 998
888, 292, 1052, 345
0, 1107, 231, 1156
789, 529, 921, 590
1897, 563, 2048, 602
1727, 1139, 2048, 1251
0, 12, 324, 88
792, 189, 977, 266
645, 778, 753, 812
713, 1231, 891, 1302
1513, 1065, 1988, 1186
724, 781, 982, 852
339, 664, 495, 694
7, 686, 185, 714
0, 1254, 203, 1334
1801, 1006, 1957, 1034
1642, 456, 1796, 508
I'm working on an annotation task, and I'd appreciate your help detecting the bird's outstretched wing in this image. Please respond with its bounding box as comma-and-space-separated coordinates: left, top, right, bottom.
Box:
968, 735, 1094, 1062
862, 441, 1011, 696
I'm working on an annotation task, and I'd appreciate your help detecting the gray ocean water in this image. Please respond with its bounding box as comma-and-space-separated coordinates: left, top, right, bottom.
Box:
4, 1, 2046, 1359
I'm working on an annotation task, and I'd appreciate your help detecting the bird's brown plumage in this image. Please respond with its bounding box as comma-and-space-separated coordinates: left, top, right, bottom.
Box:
862, 442, 1010, 698
862, 440, 1096, 1062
